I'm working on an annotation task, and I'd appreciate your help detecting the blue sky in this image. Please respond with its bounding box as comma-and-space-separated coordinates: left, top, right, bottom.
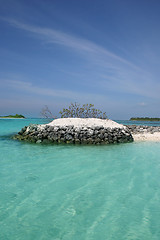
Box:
0, 0, 160, 119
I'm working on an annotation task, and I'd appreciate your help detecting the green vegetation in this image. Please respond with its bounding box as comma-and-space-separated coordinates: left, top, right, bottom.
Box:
0, 114, 25, 118
41, 103, 108, 119
130, 117, 160, 121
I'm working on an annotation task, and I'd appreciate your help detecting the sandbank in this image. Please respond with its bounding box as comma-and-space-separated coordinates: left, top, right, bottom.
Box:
45, 118, 125, 129
133, 133, 160, 142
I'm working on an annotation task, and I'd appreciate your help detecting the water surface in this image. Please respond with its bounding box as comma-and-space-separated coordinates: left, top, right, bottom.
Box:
0, 119, 160, 239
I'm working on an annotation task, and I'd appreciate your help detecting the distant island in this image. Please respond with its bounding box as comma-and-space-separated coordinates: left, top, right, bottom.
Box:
0, 114, 25, 119
130, 117, 160, 121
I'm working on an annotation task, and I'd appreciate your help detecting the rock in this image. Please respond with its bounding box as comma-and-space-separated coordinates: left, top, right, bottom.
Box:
14, 118, 135, 145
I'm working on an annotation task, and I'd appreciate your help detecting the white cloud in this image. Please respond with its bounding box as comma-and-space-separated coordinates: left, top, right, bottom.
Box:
1, 18, 160, 100
1, 79, 80, 99
3, 18, 139, 70
138, 102, 147, 106
1, 78, 113, 104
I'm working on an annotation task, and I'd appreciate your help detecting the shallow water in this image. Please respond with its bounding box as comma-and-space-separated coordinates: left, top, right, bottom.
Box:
1, 119, 160, 239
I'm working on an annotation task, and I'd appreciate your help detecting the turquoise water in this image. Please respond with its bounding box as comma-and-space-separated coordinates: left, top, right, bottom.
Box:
1, 119, 160, 240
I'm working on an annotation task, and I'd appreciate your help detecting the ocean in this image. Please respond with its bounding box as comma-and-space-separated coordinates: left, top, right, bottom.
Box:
1, 118, 160, 240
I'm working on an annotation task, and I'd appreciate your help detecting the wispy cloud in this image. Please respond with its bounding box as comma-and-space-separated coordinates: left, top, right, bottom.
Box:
1, 78, 113, 104
100, 74, 160, 99
2, 18, 160, 100
1, 78, 135, 118
3, 18, 139, 70
1, 79, 81, 99
138, 102, 147, 107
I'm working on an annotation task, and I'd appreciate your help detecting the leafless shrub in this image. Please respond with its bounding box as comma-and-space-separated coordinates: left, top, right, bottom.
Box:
59, 103, 107, 119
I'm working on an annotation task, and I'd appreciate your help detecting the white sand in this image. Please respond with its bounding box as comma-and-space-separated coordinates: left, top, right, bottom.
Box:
39, 118, 160, 142
46, 118, 125, 129
133, 132, 160, 142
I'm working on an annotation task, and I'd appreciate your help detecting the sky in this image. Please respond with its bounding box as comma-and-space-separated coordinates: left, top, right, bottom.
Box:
0, 0, 160, 119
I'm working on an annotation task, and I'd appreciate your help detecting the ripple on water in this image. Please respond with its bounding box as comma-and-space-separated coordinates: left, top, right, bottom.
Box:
1, 119, 160, 239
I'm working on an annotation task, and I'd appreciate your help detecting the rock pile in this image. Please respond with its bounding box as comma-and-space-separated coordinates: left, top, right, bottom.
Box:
126, 125, 160, 134
14, 123, 133, 144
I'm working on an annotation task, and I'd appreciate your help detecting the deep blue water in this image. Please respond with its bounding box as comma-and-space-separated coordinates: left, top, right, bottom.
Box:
1, 119, 160, 240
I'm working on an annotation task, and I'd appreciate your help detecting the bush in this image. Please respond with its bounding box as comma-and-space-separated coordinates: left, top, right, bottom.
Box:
60, 103, 107, 119
41, 103, 107, 119
40, 105, 56, 119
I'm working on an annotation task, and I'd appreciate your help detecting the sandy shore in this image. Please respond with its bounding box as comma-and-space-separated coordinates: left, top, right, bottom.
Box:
46, 118, 125, 129
41, 118, 160, 142
20, 118, 132, 144
133, 132, 160, 142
